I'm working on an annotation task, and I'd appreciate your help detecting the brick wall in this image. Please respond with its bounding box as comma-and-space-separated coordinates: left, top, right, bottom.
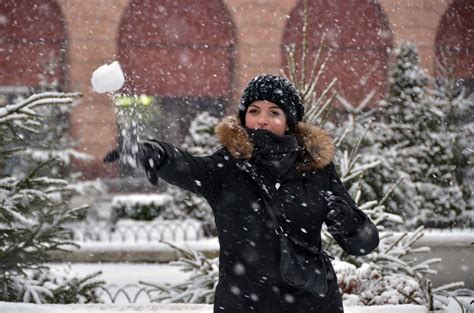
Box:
3, 0, 470, 179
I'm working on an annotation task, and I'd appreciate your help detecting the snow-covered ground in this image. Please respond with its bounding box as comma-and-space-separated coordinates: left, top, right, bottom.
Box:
49, 263, 191, 286
0, 301, 430, 313
45, 262, 473, 312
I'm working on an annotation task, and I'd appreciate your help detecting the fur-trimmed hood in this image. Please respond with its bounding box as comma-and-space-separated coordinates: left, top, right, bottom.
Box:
214, 116, 335, 171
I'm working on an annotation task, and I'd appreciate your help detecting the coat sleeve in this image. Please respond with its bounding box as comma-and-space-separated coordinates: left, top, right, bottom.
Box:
149, 141, 224, 202
325, 162, 379, 256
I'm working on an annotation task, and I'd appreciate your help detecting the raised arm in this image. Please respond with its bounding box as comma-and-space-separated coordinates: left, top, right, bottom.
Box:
323, 163, 379, 256
105, 140, 224, 202
143, 140, 223, 201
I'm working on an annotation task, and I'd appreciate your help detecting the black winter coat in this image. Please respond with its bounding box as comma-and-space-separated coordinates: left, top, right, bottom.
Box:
150, 116, 379, 313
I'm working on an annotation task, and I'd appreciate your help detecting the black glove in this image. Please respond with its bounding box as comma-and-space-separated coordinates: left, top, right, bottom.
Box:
102, 140, 164, 186
136, 140, 164, 186
322, 191, 354, 235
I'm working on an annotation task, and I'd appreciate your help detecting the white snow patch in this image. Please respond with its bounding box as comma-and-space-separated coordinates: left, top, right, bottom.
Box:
111, 194, 173, 208
48, 263, 190, 286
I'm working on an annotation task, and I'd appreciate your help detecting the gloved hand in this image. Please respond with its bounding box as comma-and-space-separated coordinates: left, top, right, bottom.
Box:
322, 191, 354, 235
137, 140, 164, 185
103, 140, 164, 186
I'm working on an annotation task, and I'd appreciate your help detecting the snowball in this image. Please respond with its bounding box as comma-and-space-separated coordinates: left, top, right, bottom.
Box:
91, 61, 125, 93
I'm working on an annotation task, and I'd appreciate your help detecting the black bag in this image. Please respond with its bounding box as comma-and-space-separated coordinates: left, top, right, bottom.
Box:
261, 195, 333, 296
279, 232, 331, 296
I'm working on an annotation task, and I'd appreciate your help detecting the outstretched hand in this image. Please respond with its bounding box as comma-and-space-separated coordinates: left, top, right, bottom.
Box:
102, 140, 164, 186
321, 191, 354, 235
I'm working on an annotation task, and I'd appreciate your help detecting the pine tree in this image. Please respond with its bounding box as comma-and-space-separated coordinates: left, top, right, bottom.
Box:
5, 67, 92, 180
376, 42, 467, 227
433, 51, 474, 213
0, 92, 104, 303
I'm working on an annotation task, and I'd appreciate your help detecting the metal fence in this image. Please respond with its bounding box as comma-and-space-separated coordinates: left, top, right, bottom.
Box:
97, 284, 156, 304
68, 220, 205, 243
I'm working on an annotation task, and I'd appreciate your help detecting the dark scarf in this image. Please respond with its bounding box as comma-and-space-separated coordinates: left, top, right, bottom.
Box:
246, 128, 300, 180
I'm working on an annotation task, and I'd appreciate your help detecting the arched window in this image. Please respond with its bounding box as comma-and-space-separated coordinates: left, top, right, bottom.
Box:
435, 0, 474, 96
282, 0, 392, 110
0, 0, 67, 104
118, 0, 236, 145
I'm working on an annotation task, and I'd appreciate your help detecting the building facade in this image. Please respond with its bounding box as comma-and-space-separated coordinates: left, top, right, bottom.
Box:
1, 0, 473, 179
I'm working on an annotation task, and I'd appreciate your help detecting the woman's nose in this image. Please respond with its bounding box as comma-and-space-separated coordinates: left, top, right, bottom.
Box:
257, 115, 268, 126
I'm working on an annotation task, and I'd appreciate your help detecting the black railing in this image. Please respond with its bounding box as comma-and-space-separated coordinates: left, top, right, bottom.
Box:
97, 284, 157, 303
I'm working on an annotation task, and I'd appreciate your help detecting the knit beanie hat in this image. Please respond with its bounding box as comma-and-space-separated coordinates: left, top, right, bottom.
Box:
239, 75, 305, 130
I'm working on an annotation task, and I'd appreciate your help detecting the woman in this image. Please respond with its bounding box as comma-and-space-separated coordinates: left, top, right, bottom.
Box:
105, 74, 379, 312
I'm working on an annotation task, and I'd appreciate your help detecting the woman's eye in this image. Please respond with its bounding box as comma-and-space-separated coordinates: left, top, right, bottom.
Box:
270, 111, 281, 116
248, 109, 258, 114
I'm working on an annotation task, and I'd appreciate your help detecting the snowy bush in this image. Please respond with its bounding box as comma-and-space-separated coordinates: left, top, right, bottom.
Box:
0, 92, 104, 303
110, 193, 173, 222
335, 261, 425, 306
329, 226, 459, 309
11, 267, 103, 304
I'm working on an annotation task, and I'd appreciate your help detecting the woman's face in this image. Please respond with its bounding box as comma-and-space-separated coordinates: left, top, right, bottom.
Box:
245, 100, 287, 136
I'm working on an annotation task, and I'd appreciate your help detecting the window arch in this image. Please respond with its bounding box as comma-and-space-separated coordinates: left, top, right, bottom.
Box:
0, 0, 67, 102
282, 0, 392, 109
435, 0, 474, 95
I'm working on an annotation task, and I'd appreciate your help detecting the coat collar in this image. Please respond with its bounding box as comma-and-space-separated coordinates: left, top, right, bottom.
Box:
214, 116, 335, 171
